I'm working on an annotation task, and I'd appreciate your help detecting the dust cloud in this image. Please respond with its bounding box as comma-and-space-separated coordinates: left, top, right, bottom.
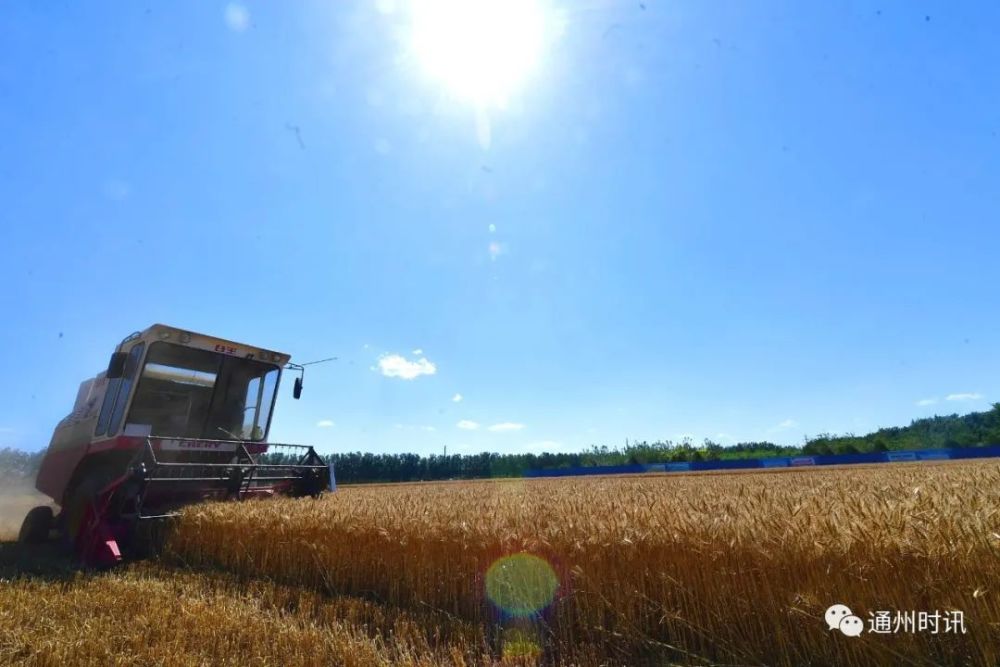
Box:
0, 482, 53, 540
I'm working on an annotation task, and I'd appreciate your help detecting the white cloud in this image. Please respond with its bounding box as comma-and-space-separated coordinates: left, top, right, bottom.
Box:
456, 420, 480, 430
316, 420, 335, 428
714, 433, 734, 441
488, 422, 526, 432
769, 419, 797, 432
916, 398, 937, 406
224, 3, 250, 31
946, 393, 983, 402
412, 348, 424, 355
452, 393, 463, 402
377, 354, 437, 380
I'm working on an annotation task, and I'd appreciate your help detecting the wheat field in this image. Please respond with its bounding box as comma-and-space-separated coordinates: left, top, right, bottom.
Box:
1, 461, 998, 665
0, 564, 502, 666
165, 461, 1000, 665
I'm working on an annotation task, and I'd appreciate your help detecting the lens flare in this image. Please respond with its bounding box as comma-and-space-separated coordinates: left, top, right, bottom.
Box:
485, 552, 559, 617
501, 627, 543, 658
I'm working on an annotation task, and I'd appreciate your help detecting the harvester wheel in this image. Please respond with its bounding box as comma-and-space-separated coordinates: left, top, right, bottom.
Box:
62, 467, 115, 546
18, 506, 54, 544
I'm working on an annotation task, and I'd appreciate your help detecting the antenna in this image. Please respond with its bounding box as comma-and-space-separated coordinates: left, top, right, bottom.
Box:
300, 357, 338, 366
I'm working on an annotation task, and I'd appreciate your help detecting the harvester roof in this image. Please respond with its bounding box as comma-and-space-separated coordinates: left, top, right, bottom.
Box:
130, 324, 291, 366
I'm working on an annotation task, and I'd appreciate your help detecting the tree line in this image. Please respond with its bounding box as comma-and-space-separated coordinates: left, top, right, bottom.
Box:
0, 448, 44, 484
3, 404, 999, 485
327, 404, 1000, 482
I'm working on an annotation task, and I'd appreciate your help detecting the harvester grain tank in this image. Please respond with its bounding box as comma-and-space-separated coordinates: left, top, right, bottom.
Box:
19, 324, 334, 566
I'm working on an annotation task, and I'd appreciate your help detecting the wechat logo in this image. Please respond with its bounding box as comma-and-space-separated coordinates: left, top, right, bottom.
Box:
826, 604, 864, 637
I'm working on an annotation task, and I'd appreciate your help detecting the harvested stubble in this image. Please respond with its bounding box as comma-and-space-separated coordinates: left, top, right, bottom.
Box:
0, 564, 501, 666
169, 461, 1000, 665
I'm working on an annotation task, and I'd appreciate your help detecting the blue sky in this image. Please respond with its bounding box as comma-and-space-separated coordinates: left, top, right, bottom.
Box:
1, 1, 998, 456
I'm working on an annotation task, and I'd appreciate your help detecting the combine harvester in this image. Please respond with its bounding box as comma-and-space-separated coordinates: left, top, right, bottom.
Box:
18, 324, 334, 567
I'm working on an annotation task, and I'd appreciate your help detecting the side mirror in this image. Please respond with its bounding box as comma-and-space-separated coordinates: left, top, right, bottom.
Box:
107, 352, 127, 379
293, 377, 303, 399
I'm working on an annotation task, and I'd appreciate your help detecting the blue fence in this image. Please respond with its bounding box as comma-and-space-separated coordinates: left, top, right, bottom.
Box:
524, 444, 1000, 478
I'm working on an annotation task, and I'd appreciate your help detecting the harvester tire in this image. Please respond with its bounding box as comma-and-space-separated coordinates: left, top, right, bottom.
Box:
18, 506, 54, 544
62, 467, 116, 546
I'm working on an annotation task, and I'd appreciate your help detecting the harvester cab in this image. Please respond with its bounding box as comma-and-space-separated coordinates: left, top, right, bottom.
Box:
19, 324, 334, 567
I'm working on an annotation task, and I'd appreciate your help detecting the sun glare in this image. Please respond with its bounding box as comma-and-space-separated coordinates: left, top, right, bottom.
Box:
408, 0, 548, 108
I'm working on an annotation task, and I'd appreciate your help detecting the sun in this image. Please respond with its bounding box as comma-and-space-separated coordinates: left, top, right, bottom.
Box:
407, 0, 548, 108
